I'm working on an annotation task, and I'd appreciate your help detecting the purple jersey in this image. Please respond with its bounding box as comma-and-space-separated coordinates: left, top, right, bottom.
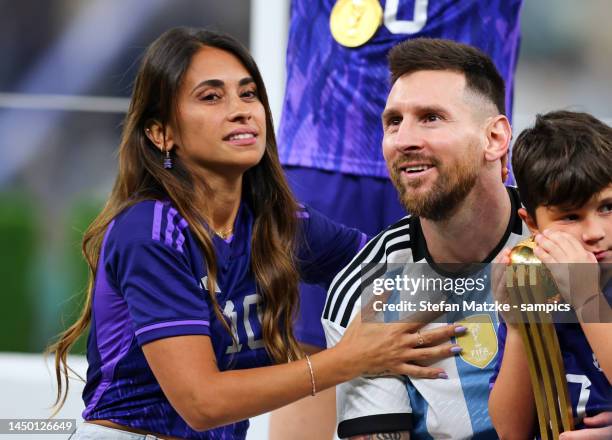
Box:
278, 0, 523, 178
82, 200, 365, 439
492, 316, 612, 428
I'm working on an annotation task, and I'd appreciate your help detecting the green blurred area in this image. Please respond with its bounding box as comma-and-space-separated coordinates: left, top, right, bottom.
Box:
60, 197, 104, 354
0, 192, 103, 353
0, 193, 37, 351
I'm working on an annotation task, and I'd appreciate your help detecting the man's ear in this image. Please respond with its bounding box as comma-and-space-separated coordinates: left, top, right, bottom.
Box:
518, 207, 539, 235
484, 115, 511, 163
144, 121, 175, 152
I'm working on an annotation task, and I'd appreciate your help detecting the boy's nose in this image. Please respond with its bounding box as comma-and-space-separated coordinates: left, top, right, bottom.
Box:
581, 217, 605, 244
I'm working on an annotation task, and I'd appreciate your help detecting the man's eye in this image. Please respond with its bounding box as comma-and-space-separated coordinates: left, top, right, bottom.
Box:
387, 117, 401, 126
423, 113, 441, 123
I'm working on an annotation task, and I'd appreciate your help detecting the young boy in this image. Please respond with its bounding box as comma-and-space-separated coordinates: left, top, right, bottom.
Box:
489, 110, 612, 439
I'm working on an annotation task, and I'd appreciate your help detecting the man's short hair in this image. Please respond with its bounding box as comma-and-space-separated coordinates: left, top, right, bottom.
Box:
388, 38, 506, 115
512, 110, 612, 218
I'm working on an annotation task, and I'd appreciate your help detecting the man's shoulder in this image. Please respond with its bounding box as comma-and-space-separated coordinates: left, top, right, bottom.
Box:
322, 215, 415, 327
360, 215, 415, 260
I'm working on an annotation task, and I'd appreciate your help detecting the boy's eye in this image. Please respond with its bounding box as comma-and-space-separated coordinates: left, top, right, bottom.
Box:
559, 213, 580, 222
600, 203, 612, 213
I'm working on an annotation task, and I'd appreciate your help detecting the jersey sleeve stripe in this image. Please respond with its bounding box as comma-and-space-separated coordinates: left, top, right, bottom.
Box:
165, 207, 178, 246
175, 218, 189, 253
135, 319, 210, 336
325, 222, 411, 323
324, 217, 411, 317
339, 241, 412, 327
324, 224, 408, 321
152, 200, 164, 241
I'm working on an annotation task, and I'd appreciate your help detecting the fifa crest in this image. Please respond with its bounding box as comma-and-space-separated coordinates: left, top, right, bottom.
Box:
455, 314, 498, 369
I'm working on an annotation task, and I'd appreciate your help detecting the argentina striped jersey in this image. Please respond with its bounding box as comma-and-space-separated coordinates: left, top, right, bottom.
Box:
323, 187, 528, 439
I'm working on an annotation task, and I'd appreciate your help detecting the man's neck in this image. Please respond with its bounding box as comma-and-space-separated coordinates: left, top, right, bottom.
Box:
420, 181, 512, 264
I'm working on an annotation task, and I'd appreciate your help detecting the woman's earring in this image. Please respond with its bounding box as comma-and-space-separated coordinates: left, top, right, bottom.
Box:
163, 149, 173, 169
145, 127, 172, 169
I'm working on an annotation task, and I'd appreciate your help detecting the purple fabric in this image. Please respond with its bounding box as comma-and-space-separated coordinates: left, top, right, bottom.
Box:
278, 0, 522, 179
164, 208, 178, 246
358, 232, 368, 251
84, 221, 135, 417
80, 200, 246, 438
152, 201, 163, 241
135, 324, 211, 346
175, 218, 189, 252
135, 319, 210, 336
286, 167, 405, 347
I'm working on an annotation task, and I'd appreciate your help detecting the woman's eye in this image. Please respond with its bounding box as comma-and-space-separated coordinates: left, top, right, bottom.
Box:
241, 90, 258, 99
200, 93, 220, 101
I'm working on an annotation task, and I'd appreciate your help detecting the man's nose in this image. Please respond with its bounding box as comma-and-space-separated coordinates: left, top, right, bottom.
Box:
394, 120, 424, 153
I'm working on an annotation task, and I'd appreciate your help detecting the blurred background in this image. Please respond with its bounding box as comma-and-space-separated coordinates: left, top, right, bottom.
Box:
0, 0, 611, 436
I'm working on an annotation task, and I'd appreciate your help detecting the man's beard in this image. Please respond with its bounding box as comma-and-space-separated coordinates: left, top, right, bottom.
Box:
389, 150, 481, 222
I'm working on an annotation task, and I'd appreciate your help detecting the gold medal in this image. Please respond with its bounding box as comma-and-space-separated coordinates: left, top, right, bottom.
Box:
330, 0, 383, 48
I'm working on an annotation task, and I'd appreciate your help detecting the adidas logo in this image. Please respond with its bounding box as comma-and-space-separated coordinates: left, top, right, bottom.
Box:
200, 276, 221, 293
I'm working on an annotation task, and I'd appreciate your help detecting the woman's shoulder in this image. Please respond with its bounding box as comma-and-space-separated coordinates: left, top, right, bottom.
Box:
108, 199, 191, 251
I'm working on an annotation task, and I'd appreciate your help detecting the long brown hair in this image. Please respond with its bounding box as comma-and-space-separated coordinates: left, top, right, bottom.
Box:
48, 27, 302, 414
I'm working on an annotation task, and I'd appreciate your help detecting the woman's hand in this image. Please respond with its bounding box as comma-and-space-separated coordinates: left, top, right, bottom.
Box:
337, 312, 466, 379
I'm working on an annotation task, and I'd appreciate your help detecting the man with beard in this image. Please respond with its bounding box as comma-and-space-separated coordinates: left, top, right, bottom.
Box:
271, 2, 522, 438
322, 39, 529, 439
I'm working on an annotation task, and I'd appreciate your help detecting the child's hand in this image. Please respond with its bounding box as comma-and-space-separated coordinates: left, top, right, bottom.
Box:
534, 229, 597, 264
534, 230, 601, 312
559, 411, 612, 439
491, 248, 518, 325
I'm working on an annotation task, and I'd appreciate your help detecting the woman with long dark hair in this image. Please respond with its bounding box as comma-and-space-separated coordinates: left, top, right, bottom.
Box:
50, 27, 454, 439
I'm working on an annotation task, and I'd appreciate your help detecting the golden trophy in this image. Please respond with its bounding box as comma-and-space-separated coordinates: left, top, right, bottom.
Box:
506, 237, 574, 439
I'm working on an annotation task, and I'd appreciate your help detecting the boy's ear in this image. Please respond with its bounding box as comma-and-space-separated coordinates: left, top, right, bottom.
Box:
145, 121, 175, 152
518, 208, 539, 235
484, 115, 511, 163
